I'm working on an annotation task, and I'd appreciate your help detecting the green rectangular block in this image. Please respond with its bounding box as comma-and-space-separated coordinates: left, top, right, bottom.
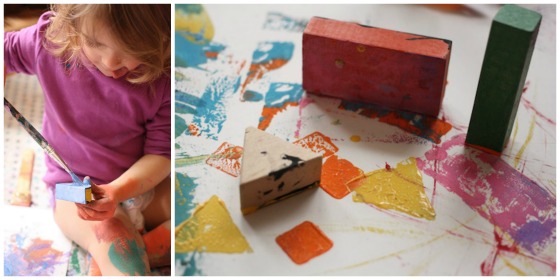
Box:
466, 5, 541, 153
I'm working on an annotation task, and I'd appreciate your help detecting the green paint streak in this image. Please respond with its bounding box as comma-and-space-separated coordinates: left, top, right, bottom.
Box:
108, 239, 148, 276
70, 247, 81, 274
176, 154, 209, 167
176, 115, 188, 138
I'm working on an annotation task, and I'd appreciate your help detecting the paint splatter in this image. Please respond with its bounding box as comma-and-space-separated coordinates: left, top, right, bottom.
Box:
175, 115, 188, 138
320, 155, 364, 199
350, 135, 362, 142
108, 239, 148, 276
205, 142, 243, 177
175, 172, 198, 227
276, 221, 333, 265
293, 131, 339, 158
258, 83, 304, 130
175, 4, 224, 69
338, 100, 452, 144
93, 218, 148, 276
4, 235, 65, 276
175, 195, 252, 253
416, 134, 556, 256
350, 157, 436, 220
263, 11, 309, 32
185, 75, 241, 140
178, 252, 203, 276
241, 41, 295, 95
70, 247, 81, 274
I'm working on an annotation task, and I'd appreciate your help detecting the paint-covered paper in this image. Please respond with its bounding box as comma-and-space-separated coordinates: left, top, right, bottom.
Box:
4, 206, 72, 276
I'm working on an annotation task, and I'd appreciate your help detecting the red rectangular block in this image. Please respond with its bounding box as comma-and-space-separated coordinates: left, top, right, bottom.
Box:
302, 17, 452, 117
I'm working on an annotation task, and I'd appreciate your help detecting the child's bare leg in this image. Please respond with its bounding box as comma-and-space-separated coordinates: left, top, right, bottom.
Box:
141, 175, 171, 267
54, 200, 150, 276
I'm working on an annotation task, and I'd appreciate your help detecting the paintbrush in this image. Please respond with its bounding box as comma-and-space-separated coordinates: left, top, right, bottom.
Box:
4, 97, 82, 184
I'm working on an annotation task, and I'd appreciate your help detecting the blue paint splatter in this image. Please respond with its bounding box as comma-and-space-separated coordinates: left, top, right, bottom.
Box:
177, 252, 203, 276
263, 83, 304, 107
175, 173, 202, 276
176, 33, 225, 69
258, 83, 304, 130
4, 234, 66, 276
175, 172, 198, 227
263, 11, 309, 32
251, 41, 294, 64
187, 75, 241, 140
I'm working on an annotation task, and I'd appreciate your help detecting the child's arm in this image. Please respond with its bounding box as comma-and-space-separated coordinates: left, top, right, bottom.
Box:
75, 154, 170, 221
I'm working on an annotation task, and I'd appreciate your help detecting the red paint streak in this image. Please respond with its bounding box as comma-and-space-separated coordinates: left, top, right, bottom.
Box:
241, 59, 289, 94
293, 131, 339, 158
521, 98, 555, 125
522, 80, 530, 94
320, 155, 364, 199
94, 218, 136, 243
205, 142, 243, 177
258, 101, 299, 130
481, 229, 520, 275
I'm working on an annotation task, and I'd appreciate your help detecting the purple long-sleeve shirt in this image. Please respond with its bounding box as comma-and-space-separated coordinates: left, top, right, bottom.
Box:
5, 12, 171, 188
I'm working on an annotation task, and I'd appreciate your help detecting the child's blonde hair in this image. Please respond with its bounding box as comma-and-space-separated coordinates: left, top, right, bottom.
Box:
45, 4, 170, 84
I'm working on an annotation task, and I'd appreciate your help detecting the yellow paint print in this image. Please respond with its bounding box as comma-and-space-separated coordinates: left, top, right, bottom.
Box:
175, 5, 214, 44
175, 195, 252, 253
350, 157, 435, 220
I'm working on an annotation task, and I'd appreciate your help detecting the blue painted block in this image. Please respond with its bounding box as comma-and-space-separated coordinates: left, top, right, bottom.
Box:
55, 182, 92, 204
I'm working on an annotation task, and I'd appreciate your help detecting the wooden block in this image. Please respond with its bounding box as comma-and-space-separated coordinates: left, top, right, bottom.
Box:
466, 5, 541, 153
55, 179, 92, 204
10, 149, 34, 206
302, 17, 452, 117
239, 127, 322, 215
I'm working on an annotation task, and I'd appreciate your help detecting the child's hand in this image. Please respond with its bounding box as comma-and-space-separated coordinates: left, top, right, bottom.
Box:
75, 180, 118, 221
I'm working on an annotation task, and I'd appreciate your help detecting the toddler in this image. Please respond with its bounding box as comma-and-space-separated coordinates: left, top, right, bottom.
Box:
4, 4, 171, 276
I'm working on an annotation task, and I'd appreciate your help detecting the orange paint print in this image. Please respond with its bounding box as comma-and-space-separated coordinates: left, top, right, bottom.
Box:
293, 131, 339, 158
258, 101, 299, 130
338, 101, 452, 144
320, 155, 364, 199
206, 142, 244, 177
276, 221, 333, 265
241, 59, 290, 93
188, 123, 201, 136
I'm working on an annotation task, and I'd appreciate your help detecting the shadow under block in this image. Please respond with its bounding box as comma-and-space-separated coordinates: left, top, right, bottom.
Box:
239, 127, 322, 215
55, 182, 92, 204
466, 5, 542, 153
302, 16, 452, 117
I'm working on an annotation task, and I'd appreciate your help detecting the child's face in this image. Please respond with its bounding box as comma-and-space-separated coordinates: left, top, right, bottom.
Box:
80, 23, 142, 79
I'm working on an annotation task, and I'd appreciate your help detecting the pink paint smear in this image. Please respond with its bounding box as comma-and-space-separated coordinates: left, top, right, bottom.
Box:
416, 134, 556, 274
